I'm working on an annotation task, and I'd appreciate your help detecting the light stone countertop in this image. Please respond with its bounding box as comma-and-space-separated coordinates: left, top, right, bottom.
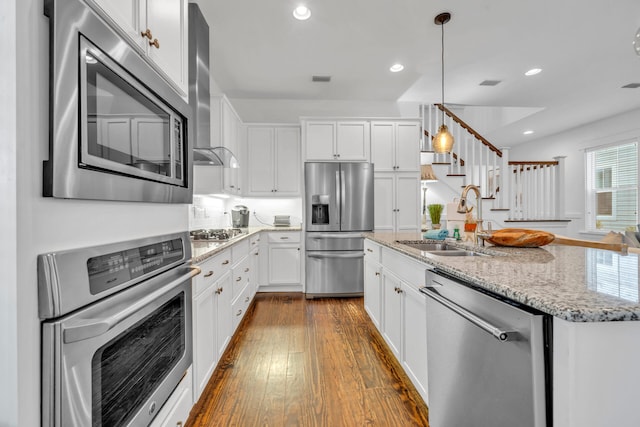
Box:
190, 226, 302, 264
364, 231, 640, 322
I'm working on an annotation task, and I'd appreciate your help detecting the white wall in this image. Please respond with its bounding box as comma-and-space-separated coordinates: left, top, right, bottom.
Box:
3, 2, 190, 426
0, 0, 19, 425
509, 108, 640, 238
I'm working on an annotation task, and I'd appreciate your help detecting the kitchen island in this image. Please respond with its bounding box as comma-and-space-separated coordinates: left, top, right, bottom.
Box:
364, 231, 640, 427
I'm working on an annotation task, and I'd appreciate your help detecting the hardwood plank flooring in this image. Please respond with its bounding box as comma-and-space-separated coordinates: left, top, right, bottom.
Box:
186, 293, 429, 427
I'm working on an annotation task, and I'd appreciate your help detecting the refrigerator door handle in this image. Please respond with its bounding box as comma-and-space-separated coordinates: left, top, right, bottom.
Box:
335, 170, 341, 226
421, 286, 517, 342
307, 252, 365, 259
340, 170, 346, 226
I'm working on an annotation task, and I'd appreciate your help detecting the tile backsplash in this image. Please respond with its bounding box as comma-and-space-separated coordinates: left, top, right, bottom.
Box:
189, 195, 303, 230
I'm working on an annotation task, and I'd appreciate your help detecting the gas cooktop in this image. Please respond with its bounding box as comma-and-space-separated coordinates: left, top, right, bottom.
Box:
190, 228, 244, 242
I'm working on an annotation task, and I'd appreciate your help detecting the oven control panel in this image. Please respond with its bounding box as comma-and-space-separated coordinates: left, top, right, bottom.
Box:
88, 238, 184, 294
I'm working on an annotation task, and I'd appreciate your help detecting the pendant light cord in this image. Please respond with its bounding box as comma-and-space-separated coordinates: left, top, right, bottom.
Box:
440, 19, 445, 125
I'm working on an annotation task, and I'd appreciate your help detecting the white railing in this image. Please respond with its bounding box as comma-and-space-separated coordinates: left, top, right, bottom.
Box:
420, 104, 566, 220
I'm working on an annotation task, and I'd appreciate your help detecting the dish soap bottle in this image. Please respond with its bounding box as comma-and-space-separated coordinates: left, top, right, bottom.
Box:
453, 225, 461, 240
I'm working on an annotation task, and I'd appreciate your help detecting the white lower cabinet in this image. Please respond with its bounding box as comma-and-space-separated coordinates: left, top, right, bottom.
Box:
368, 241, 429, 404
260, 231, 301, 290
363, 258, 382, 329
249, 234, 261, 294
150, 367, 192, 427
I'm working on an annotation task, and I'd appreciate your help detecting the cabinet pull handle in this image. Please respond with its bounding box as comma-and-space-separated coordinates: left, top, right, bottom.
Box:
245, 296, 250, 302
244, 267, 250, 272
367, 248, 373, 252
177, 422, 183, 427
149, 38, 160, 49
140, 28, 153, 40
375, 272, 380, 276
236, 276, 242, 282
236, 309, 242, 316
204, 271, 214, 277
222, 260, 230, 265
254, 252, 259, 256
280, 236, 289, 240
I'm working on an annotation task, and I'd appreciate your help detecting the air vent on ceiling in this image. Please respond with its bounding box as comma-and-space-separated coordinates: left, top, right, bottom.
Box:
621, 83, 640, 88
479, 80, 501, 86
312, 75, 331, 82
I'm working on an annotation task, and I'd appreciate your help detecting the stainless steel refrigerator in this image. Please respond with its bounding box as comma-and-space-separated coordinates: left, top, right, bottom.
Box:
304, 162, 374, 298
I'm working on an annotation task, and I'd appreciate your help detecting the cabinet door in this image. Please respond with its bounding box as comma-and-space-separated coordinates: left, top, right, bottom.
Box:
305, 121, 336, 160
382, 271, 402, 358
145, 0, 188, 95
246, 127, 276, 194
90, 0, 145, 50
215, 271, 233, 360
395, 173, 421, 232
222, 99, 239, 156
402, 283, 429, 403
274, 127, 301, 195
193, 283, 217, 399
374, 174, 395, 232
364, 258, 382, 329
336, 121, 370, 161
395, 122, 421, 171
268, 244, 301, 285
371, 122, 396, 172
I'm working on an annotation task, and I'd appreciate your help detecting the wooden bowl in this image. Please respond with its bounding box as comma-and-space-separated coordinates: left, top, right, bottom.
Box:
479, 228, 555, 248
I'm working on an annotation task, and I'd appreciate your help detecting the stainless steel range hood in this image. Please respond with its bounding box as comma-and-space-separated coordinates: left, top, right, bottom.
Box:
193, 146, 239, 167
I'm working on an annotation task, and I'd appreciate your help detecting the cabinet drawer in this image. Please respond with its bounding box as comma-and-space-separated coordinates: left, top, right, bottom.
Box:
267, 231, 300, 243
364, 239, 381, 263
193, 250, 232, 296
381, 247, 427, 289
231, 255, 251, 300
231, 238, 249, 262
232, 281, 252, 330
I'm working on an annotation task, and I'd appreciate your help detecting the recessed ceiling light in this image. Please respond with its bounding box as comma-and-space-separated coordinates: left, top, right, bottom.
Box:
390, 63, 404, 73
525, 68, 542, 76
293, 5, 311, 20
523, 130, 534, 135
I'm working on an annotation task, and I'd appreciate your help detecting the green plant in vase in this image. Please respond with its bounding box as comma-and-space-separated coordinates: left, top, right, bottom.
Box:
427, 204, 444, 229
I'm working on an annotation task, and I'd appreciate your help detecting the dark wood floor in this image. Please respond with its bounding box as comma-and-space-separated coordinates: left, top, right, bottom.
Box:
186, 292, 429, 427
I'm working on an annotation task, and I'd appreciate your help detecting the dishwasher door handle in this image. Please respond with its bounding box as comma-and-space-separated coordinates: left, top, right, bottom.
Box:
307, 252, 365, 259
421, 286, 517, 342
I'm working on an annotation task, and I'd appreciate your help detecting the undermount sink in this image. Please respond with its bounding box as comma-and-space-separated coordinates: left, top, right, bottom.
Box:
396, 241, 458, 251
396, 240, 486, 257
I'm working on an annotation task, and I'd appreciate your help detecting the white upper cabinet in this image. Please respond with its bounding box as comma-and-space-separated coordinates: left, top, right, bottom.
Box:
245, 125, 301, 196
374, 172, 420, 232
89, 0, 188, 96
303, 120, 370, 161
371, 120, 421, 172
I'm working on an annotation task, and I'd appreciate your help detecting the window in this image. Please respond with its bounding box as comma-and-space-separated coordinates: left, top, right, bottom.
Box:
585, 140, 638, 232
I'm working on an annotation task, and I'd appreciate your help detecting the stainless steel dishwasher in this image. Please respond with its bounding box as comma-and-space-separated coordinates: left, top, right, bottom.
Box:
421, 270, 551, 427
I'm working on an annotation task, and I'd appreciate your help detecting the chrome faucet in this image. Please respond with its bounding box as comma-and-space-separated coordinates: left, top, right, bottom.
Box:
457, 184, 483, 244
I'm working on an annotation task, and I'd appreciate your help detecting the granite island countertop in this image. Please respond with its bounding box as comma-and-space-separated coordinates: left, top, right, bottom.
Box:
190, 226, 302, 264
364, 231, 640, 322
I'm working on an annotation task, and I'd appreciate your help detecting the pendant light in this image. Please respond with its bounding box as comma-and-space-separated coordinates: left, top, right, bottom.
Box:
433, 12, 454, 154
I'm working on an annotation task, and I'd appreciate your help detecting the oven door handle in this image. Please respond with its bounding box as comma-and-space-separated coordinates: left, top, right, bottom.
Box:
307, 252, 365, 259
63, 267, 201, 344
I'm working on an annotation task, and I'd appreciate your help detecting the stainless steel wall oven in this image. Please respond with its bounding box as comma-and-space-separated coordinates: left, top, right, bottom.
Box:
44, 0, 193, 203
38, 232, 200, 427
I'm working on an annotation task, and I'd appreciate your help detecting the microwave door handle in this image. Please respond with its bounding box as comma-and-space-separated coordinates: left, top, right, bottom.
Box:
63, 267, 201, 344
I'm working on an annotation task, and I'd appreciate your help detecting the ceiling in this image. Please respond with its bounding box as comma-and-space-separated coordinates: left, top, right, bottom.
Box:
193, 0, 640, 147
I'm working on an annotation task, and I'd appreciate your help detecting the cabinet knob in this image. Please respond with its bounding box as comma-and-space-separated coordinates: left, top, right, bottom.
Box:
149, 38, 160, 49
204, 270, 214, 277
375, 272, 380, 276
140, 28, 153, 40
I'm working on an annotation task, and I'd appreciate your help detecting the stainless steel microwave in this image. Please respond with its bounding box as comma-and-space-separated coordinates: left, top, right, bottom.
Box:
44, 0, 193, 203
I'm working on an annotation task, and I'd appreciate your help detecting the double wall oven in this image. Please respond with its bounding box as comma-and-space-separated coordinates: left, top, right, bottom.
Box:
44, 0, 193, 203
38, 232, 200, 427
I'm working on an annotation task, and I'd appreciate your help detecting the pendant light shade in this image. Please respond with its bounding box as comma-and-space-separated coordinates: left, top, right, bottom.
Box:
433, 12, 454, 154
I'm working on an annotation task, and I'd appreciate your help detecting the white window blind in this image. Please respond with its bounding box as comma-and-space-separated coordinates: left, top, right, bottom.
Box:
585, 140, 638, 232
